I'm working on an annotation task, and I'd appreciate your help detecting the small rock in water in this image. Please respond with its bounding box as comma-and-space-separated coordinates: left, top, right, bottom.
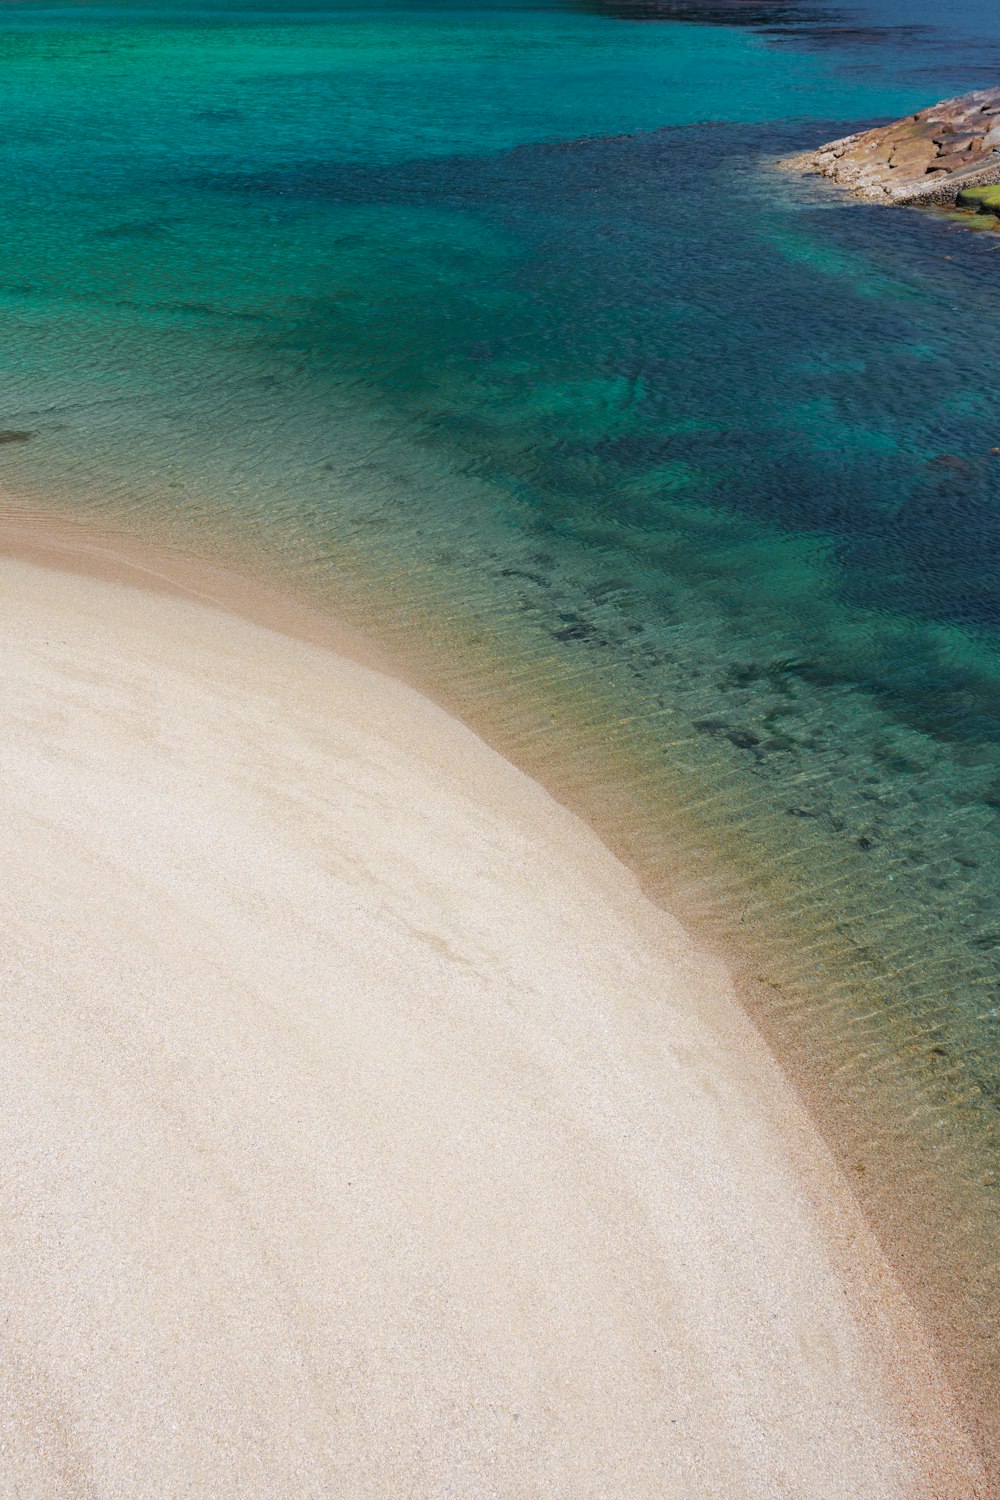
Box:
781, 88, 1000, 208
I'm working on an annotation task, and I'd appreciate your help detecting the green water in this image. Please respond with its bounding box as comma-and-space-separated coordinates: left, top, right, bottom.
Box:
1, 0, 998, 1457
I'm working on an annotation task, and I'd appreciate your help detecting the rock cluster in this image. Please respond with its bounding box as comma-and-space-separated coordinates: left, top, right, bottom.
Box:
783, 88, 1000, 206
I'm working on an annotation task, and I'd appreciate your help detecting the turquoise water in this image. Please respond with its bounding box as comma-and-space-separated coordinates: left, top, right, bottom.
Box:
1, 0, 999, 1457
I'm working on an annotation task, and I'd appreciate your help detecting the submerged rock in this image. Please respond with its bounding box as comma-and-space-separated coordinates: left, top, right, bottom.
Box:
782, 88, 1000, 207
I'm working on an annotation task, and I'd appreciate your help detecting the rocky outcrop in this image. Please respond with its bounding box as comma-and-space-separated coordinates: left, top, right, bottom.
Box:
782, 89, 1000, 206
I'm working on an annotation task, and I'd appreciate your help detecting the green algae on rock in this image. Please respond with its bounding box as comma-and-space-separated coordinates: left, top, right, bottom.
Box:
783, 88, 1000, 206
956, 182, 1000, 214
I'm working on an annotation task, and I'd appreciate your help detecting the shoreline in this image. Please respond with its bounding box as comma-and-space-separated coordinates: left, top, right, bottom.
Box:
2, 504, 1000, 1479
0, 516, 986, 1494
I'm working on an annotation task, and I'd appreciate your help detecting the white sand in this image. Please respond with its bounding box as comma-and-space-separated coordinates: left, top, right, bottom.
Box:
0, 550, 983, 1497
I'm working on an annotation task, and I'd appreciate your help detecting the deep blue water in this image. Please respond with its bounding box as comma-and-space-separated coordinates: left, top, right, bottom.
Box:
0, 0, 998, 1454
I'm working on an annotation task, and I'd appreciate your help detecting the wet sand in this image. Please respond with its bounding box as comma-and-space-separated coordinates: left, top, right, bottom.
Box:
0, 544, 985, 1497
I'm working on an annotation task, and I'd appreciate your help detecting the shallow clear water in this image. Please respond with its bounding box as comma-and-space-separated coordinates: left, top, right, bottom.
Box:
1, 0, 998, 1458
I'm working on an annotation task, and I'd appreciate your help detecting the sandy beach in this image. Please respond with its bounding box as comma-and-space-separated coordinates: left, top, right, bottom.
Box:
0, 544, 984, 1498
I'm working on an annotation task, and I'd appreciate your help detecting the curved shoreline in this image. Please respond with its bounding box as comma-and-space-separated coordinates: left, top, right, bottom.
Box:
3, 504, 1000, 1481
0, 521, 985, 1494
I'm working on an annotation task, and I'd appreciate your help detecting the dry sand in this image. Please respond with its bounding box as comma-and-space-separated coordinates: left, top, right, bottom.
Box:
0, 548, 985, 1498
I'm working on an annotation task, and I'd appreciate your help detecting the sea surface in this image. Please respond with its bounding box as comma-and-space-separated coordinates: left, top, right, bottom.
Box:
1, 0, 998, 1464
